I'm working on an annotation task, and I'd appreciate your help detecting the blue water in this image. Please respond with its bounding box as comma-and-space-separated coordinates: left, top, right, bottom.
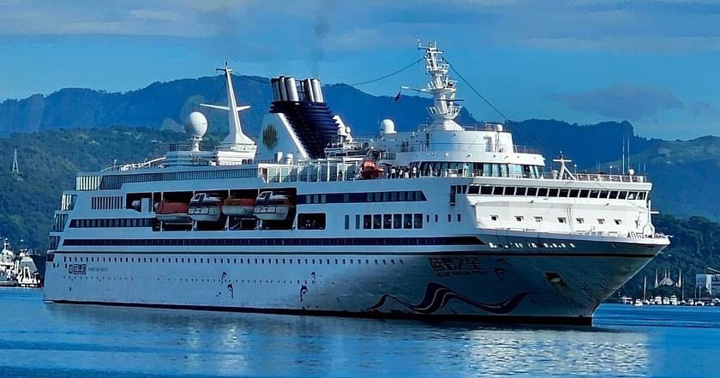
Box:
0, 288, 717, 377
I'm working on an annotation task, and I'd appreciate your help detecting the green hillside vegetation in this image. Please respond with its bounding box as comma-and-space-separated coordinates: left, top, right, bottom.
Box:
0, 127, 194, 247
616, 214, 720, 301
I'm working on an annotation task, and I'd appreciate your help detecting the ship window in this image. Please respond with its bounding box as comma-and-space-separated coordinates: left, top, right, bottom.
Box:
538, 188, 548, 197
481, 186, 493, 195
589, 190, 599, 198
447, 214, 452, 222
558, 217, 567, 223
493, 186, 503, 195
393, 214, 402, 229
570, 189, 579, 197
344, 215, 350, 230
375, 192, 382, 202
399, 192, 406, 201
491, 215, 499, 221
321, 194, 327, 203
355, 214, 361, 229
404, 214, 412, 229
426, 214, 430, 223
548, 188, 559, 197
434, 214, 439, 223
618, 191, 628, 200
468, 185, 480, 194
599, 190, 609, 199
580, 189, 590, 198
576, 218, 585, 224
383, 192, 389, 202
414, 214, 423, 228
534, 216, 543, 222
527, 187, 537, 196
372, 214, 382, 229
628, 191, 638, 200
559, 189, 569, 197
515, 187, 527, 196
598, 219, 605, 225
363, 215, 372, 229
383, 214, 392, 229
516, 216, 524, 222
457, 214, 461, 222
313, 194, 319, 204
609, 191, 619, 199
614, 219, 622, 225
298, 213, 326, 230
638, 192, 647, 200
504, 187, 516, 196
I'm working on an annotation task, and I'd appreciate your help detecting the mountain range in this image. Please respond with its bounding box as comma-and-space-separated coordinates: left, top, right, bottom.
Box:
1, 74, 720, 246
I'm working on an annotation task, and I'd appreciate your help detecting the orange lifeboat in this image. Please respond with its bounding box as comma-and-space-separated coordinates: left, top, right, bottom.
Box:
155, 201, 191, 224
188, 193, 223, 222
222, 198, 256, 217
360, 159, 384, 179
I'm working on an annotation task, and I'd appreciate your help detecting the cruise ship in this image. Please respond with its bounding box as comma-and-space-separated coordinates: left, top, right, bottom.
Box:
44, 43, 669, 324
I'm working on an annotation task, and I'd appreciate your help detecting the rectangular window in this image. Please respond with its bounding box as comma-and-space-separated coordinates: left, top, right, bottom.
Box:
493, 186, 503, 195
548, 188, 559, 197
628, 192, 638, 200
344, 215, 350, 230
559, 188, 569, 197
590, 190, 600, 198
618, 191, 628, 200
516, 216, 524, 222
598, 218, 606, 225
468, 185, 480, 194
457, 214, 461, 222
569, 189, 579, 197
538, 188, 548, 197
404, 214, 412, 229
481, 186, 493, 195
638, 192, 647, 200
599, 190, 609, 199
534, 216, 543, 222
363, 214, 372, 229
579, 189, 590, 198
373, 214, 382, 229
576, 218, 585, 224
414, 214, 423, 229
355, 214, 361, 229
393, 214, 402, 229
609, 191, 619, 199
614, 219, 622, 225
515, 187, 527, 196
297, 213, 326, 230
527, 187, 537, 196
383, 214, 392, 229
504, 187, 516, 196
491, 215, 499, 221
558, 217, 567, 223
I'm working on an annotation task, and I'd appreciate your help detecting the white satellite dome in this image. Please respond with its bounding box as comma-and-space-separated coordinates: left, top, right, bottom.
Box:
380, 118, 396, 135
185, 112, 208, 138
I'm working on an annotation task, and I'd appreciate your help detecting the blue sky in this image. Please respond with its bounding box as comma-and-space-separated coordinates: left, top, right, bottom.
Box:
1, 0, 720, 140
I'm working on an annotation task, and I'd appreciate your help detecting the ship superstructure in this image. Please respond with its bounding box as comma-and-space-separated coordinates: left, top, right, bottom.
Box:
44, 42, 669, 324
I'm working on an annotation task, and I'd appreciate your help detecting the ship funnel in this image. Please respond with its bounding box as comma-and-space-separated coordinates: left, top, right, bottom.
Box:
303, 79, 315, 102
278, 76, 288, 101
285, 77, 299, 102
311, 78, 324, 103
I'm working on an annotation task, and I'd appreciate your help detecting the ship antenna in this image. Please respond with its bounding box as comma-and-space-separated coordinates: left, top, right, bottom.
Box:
199, 63, 254, 152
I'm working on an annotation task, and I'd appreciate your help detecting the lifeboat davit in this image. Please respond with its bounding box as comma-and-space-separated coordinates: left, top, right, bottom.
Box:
222, 198, 256, 217
155, 201, 191, 224
360, 159, 384, 179
188, 193, 222, 222
253, 191, 294, 221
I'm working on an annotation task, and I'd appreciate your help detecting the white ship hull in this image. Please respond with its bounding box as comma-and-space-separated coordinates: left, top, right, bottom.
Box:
43, 232, 664, 324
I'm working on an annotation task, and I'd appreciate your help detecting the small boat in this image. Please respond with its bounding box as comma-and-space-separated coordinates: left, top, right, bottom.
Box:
254, 191, 294, 221
634, 299, 644, 307
360, 159, 384, 179
662, 297, 670, 305
670, 295, 678, 306
155, 201, 191, 224
222, 198, 256, 217
188, 193, 223, 222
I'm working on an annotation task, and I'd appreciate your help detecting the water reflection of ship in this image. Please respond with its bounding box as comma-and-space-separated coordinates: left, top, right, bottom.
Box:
0, 238, 44, 288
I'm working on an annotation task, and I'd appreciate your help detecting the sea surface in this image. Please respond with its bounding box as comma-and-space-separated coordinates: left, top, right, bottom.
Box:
0, 288, 717, 377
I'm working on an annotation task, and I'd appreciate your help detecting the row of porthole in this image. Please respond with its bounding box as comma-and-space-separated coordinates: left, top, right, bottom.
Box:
492, 215, 623, 225
61, 257, 405, 266
62, 276, 316, 285
488, 242, 577, 249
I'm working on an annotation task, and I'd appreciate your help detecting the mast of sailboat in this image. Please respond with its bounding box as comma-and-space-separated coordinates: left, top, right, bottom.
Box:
643, 276, 647, 301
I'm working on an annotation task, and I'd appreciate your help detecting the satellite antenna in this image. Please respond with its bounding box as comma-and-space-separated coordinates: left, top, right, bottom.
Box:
11, 148, 19, 174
